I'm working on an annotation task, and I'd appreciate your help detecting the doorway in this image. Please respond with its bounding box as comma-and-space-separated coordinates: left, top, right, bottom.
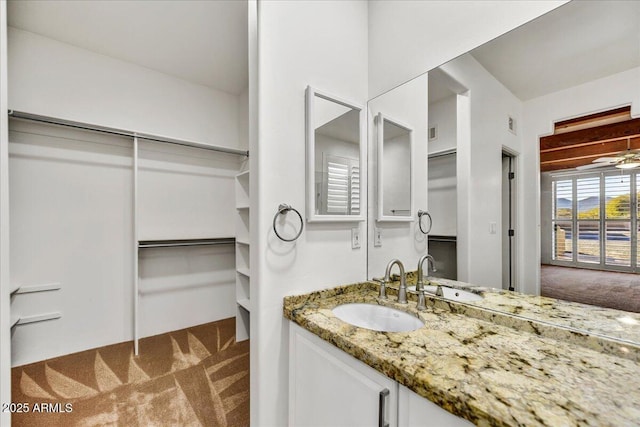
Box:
502, 151, 516, 291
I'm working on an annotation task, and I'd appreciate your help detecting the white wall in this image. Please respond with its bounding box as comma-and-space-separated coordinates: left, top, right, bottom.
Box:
138, 245, 236, 338
239, 86, 249, 151
0, 0, 11, 424
368, 73, 429, 278
428, 153, 457, 236
255, 1, 368, 425
521, 66, 640, 295
382, 133, 412, 216
138, 141, 237, 240
368, 1, 567, 97
439, 54, 523, 286
428, 95, 457, 154
315, 135, 359, 172
8, 27, 242, 149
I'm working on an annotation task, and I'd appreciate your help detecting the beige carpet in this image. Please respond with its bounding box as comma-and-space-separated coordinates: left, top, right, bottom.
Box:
11, 317, 249, 427
541, 264, 640, 313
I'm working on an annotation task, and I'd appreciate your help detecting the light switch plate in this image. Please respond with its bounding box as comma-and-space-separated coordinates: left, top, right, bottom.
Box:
374, 227, 382, 247
490, 222, 497, 234
351, 227, 361, 249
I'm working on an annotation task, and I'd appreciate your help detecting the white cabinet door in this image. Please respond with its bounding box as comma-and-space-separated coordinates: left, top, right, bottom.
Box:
289, 323, 398, 427
398, 384, 473, 427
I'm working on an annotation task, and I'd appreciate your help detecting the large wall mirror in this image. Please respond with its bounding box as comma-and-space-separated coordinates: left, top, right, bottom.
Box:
376, 113, 413, 222
306, 86, 365, 222
366, 1, 640, 345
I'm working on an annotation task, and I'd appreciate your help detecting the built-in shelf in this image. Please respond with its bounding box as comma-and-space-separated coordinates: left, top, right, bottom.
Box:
235, 168, 251, 342
10, 312, 62, 329
10, 282, 61, 296
237, 299, 251, 312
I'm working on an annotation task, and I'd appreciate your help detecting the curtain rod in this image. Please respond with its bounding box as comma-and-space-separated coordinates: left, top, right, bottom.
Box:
8, 110, 249, 157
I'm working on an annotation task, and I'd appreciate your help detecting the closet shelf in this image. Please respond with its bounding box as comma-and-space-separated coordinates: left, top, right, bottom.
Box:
236, 239, 250, 246
8, 110, 249, 157
236, 205, 250, 210
236, 170, 250, 178
237, 299, 251, 312
10, 312, 62, 329
138, 238, 235, 248
10, 283, 61, 296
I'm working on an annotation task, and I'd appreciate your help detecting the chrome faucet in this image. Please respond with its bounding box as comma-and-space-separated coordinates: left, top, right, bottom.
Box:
416, 254, 437, 291
416, 254, 437, 310
384, 259, 407, 304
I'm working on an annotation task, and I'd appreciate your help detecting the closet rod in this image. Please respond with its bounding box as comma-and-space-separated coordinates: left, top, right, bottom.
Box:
138, 237, 236, 248
8, 110, 249, 157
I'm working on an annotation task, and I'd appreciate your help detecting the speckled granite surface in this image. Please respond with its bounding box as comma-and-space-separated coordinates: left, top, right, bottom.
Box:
406, 276, 640, 361
284, 283, 640, 427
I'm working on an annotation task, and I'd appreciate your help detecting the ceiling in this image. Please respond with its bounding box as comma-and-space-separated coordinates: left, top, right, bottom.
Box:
7, 0, 248, 95
471, 0, 640, 101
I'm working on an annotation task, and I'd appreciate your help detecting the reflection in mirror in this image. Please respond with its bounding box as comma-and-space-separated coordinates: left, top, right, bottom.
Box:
366, 0, 640, 346
377, 114, 413, 221
306, 86, 365, 222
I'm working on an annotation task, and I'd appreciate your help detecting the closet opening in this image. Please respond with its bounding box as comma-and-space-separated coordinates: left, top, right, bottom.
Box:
3, 1, 253, 425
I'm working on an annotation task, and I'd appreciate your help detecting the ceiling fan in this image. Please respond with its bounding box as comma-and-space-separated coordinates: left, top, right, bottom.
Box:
576, 138, 640, 170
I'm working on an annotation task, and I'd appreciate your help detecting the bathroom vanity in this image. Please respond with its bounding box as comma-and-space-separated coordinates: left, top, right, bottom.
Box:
284, 281, 640, 426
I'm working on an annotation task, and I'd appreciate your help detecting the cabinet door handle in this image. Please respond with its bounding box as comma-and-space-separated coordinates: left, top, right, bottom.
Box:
378, 388, 390, 427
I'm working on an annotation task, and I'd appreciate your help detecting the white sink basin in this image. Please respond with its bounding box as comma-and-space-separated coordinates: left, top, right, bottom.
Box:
332, 303, 424, 332
407, 285, 483, 302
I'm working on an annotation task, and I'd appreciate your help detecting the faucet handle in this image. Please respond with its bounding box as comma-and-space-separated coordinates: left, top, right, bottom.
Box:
371, 277, 388, 300
416, 288, 427, 311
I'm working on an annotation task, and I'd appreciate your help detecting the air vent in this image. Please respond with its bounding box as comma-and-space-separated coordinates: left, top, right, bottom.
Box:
428, 125, 438, 141
508, 116, 517, 135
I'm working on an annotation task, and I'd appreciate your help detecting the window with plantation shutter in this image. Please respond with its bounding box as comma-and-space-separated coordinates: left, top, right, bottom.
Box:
551, 170, 639, 272
350, 165, 360, 215
326, 159, 349, 214
321, 154, 360, 215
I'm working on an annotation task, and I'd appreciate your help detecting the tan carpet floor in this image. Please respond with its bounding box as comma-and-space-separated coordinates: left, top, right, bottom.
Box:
541, 264, 640, 313
11, 317, 249, 427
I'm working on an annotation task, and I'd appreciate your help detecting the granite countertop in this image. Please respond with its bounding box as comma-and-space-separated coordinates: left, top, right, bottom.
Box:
283, 282, 640, 427
412, 276, 640, 361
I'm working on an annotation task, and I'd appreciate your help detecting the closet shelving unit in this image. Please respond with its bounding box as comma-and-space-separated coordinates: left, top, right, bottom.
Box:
7, 110, 250, 355
133, 135, 249, 354
235, 169, 251, 341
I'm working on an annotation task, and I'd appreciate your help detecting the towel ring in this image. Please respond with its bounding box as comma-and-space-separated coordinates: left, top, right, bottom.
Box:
417, 210, 432, 235
273, 204, 304, 242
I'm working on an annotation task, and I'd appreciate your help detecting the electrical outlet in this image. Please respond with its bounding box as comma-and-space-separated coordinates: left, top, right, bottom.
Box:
351, 227, 361, 249
374, 227, 382, 247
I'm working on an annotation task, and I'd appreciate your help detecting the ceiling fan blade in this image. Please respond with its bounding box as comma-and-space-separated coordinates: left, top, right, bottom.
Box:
576, 162, 614, 170
593, 157, 623, 163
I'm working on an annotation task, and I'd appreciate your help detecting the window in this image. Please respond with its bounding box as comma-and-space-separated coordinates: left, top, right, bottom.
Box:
321, 154, 360, 215
551, 171, 638, 272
